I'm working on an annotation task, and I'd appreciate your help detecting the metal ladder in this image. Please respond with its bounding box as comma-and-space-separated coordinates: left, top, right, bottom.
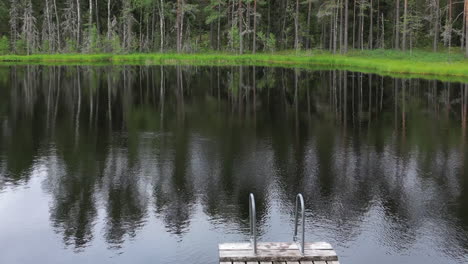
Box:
249, 193, 306, 255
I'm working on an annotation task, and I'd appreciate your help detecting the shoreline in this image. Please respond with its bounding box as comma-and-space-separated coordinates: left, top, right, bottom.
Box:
1, 50, 468, 82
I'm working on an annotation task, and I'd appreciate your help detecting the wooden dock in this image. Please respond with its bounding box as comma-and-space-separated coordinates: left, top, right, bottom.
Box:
221, 194, 341, 264
219, 242, 340, 264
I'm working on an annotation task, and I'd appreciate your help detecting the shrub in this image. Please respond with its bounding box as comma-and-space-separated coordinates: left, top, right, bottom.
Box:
0, 36, 10, 55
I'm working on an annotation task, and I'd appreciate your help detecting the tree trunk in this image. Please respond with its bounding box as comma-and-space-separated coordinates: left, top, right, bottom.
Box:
465, 0, 468, 56
369, 0, 373, 49
294, 0, 300, 51
89, 0, 93, 51
433, 0, 439, 51
239, 0, 243, 54
95, 0, 100, 33
89, 0, 93, 26
176, 0, 183, 52
76, 0, 81, 46
448, 0, 452, 50
53, 0, 61, 50
107, 0, 111, 40
306, 0, 312, 49
218, 2, 221, 50
344, 0, 349, 52
353, 0, 356, 49
334, 3, 338, 53
253, 0, 257, 53
402, 0, 408, 51
339, 0, 343, 53
160, 0, 165, 52
381, 13, 385, 48
395, 0, 400, 49
45, 0, 53, 52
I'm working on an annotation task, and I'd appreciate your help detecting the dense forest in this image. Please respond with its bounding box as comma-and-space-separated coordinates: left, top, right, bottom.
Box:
0, 0, 468, 56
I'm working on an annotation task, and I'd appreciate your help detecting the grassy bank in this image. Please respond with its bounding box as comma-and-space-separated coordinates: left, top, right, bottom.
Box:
1, 49, 468, 82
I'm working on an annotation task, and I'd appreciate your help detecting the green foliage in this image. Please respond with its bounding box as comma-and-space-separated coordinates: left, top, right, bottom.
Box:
42, 39, 51, 53
110, 34, 123, 54
87, 26, 101, 53
257, 32, 276, 52
14, 39, 26, 55
65, 39, 78, 53
0, 36, 10, 55
228, 26, 240, 51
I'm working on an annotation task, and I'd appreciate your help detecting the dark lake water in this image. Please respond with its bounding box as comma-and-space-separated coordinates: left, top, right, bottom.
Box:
0, 65, 467, 264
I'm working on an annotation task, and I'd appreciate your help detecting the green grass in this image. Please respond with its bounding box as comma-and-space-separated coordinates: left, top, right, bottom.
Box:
1, 49, 468, 82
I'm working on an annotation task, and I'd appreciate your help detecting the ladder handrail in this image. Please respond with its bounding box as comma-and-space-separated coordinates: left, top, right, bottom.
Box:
249, 193, 257, 254
293, 193, 305, 255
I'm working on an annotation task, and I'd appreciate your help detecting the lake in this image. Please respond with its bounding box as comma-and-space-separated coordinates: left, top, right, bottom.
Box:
0, 65, 467, 264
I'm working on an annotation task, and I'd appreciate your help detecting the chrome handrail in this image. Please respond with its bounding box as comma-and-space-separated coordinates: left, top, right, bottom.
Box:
249, 193, 257, 254
293, 193, 305, 255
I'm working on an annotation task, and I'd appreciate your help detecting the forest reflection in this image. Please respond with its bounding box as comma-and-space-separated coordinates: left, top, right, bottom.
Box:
0, 65, 467, 258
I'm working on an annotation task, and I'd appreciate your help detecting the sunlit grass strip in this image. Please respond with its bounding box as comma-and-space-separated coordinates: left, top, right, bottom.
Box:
1, 50, 468, 82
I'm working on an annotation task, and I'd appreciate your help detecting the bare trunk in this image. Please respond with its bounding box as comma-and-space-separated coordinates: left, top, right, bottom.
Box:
395, 0, 400, 49
176, 0, 183, 52
218, 2, 221, 50
45, 0, 53, 52
239, 0, 243, 54
465, 0, 468, 56
160, 0, 165, 52
95, 0, 100, 33
53, 0, 61, 50
107, 0, 111, 40
433, 0, 439, 51
294, 0, 300, 51
344, 0, 349, 52
76, 0, 81, 46
448, 0, 452, 50
253, 0, 257, 53
306, 1, 312, 49
402, 0, 408, 51
353, 0, 356, 49
369, 0, 373, 49
89, 0, 93, 26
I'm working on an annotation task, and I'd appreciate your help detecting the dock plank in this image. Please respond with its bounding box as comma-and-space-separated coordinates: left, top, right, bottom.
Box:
219, 249, 338, 262
219, 242, 333, 251
219, 242, 338, 263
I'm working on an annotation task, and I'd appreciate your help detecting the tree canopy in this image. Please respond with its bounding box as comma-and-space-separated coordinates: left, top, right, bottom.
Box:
0, 0, 468, 55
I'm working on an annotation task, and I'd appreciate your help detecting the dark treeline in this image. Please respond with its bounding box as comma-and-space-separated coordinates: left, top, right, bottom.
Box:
1, 0, 468, 55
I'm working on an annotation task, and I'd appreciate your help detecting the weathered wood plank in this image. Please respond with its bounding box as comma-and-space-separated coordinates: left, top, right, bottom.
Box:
219, 249, 338, 262
314, 261, 327, 264
287, 262, 300, 264
220, 262, 232, 264
246, 262, 259, 264
219, 242, 333, 251
300, 261, 313, 264
259, 262, 272, 264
